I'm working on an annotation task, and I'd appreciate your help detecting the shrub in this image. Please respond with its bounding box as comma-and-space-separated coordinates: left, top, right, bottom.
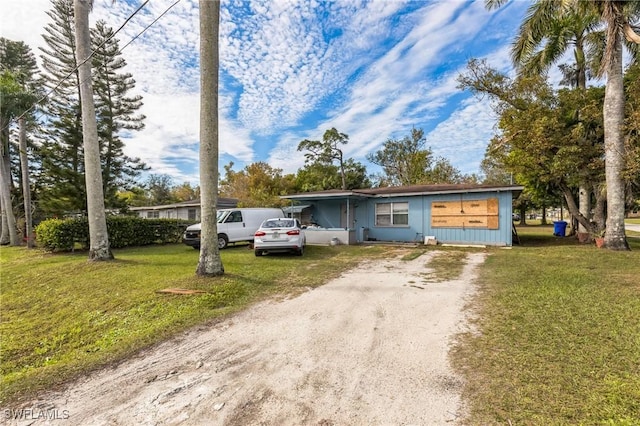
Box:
34, 218, 88, 251
35, 217, 191, 251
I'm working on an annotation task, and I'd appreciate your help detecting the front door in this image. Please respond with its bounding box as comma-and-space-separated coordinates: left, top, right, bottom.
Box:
340, 202, 355, 229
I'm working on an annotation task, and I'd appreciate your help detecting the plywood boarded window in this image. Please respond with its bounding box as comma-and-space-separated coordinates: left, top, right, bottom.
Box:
431, 198, 499, 229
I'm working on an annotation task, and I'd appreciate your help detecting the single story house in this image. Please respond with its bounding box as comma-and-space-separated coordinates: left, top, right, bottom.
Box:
282, 184, 523, 246
129, 197, 238, 221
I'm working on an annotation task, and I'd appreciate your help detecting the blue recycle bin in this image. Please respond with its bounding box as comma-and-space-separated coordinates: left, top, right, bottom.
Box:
553, 220, 568, 237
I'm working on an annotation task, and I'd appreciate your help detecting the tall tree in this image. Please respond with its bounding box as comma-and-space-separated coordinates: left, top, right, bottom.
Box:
487, 0, 601, 239
367, 128, 431, 186
485, 0, 640, 249
298, 128, 349, 190
597, 1, 639, 250
39, 0, 146, 217
458, 60, 606, 234
145, 174, 176, 205
0, 38, 39, 247
624, 62, 640, 209
91, 20, 147, 208
0, 72, 22, 245
220, 161, 295, 207
74, 0, 113, 260
39, 0, 86, 216
367, 127, 467, 186
196, 0, 224, 276
172, 182, 200, 202
294, 159, 370, 191
480, 140, 512, 185
0, 39, 39, 246
18, 117, 33, 247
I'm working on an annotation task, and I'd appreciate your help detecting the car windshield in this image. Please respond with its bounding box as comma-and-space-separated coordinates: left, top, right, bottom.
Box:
216, 210, 228, 223
262, 219, 295, 228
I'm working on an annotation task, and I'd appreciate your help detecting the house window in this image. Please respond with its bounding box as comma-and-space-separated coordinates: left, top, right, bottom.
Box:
188, 208, 197, 221
375, 202, 408, 226
146, 211, 159, 219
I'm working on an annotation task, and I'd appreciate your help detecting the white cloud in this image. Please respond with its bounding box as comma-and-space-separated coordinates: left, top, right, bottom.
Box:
425, 97, 498, 175
0, 0, 50, 56
267, 0, 499, 175
2, 0, 529, 185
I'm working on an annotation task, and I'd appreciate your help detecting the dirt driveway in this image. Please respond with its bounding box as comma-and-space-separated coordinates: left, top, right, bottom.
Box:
15, 250, 486, 426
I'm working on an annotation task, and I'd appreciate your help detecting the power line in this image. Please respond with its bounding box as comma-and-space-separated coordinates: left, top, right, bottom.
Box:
6, 0, 150, 127
4, 0, 182, 132
119, 0, 182, 52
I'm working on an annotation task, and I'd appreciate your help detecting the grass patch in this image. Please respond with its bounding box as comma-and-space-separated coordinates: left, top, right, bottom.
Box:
454, 227, 640, 424
400, 249, 426, 261
0, 243, 388, 404
422, 250, 469, 283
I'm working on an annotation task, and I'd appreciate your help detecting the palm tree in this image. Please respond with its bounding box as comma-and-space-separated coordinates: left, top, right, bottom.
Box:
74, 0, 113, 260
18, 117, 33, 248
1, 39, 38, 246
487, 1, 600, 238
515, 5, 601, 239
597, 0, 639, 250
196, 0, 224, 276
487, 0, 639, 250
0, 72, 21, 246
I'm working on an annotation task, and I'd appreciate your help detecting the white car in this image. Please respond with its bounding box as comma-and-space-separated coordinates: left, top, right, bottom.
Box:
254, 218, 306, 256
182, 208, 284, 250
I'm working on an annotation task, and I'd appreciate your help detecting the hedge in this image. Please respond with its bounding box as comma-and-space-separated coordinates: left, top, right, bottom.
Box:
35, 217, 193, 251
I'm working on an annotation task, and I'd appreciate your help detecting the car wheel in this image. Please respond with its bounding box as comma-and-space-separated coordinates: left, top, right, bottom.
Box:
192, 245, 200, 250
218, 234, 228, 250
254, 249, 263, 257
295, 246, 304, 256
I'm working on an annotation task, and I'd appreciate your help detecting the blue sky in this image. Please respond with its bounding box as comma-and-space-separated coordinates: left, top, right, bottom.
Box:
1, 0, 533, 185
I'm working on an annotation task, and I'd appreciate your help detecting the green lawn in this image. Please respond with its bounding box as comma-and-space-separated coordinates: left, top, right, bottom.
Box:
2, 233, 639, 424
0, 243, 389, 404
453, 227, 640, 424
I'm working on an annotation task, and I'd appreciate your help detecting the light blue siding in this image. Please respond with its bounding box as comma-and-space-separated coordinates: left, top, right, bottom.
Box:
286, 189, 516, 246
425, 192, 513, 246
363, 192, 514, 246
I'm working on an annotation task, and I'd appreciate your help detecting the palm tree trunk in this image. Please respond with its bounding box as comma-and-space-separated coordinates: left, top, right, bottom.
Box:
196, 0, 224, 276
74, 0, 113, 260
0, 131, 18, 246
19, 117, 33, 248
602, 31, 629, 250
577, 183, 591, 241
0, 194, 7, 244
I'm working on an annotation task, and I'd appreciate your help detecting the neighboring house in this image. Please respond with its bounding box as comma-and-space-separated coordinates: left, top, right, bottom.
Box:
282, 184, 523, 246
129, 198, 238, 222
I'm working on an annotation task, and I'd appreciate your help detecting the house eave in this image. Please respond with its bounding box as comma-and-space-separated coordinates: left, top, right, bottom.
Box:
282, 185, 525, 201
371, 186, 525, 198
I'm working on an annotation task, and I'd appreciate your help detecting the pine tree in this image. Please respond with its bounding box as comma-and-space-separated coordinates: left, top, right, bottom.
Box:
38, 0, 147, 216
91, 20, 147, 209
38, 0, 86, 216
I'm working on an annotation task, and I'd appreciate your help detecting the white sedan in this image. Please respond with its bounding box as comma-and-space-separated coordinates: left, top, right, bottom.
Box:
254, 218, 306, 256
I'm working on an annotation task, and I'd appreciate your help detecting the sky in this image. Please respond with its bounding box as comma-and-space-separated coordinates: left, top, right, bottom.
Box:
1, 0, 533, 186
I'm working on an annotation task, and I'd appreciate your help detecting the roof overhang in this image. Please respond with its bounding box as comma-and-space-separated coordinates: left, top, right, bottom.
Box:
282, 191, 368, 201
371, 186, 525, 198
282, 185, 525, 201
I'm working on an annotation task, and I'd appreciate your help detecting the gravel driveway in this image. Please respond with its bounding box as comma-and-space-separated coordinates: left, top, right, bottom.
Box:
15, 250, 486, 426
